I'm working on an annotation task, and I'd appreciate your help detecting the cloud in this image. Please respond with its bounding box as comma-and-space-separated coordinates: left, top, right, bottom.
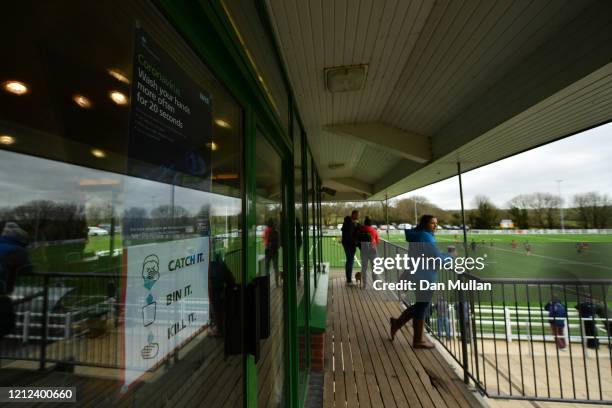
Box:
398, 122, 612, 209
0, 150, 240, 216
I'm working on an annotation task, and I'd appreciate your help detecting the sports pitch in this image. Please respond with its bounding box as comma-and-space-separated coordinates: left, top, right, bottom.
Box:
322, 232, 612, 307
323, 232, 612, 281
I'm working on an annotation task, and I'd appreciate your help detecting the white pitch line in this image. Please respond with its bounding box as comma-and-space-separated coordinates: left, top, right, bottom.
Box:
491, 246, 612, 271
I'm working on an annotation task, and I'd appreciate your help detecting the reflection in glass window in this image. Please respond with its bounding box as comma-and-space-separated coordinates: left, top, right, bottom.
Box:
255, 131, 285, 407
0, 1, 243, 405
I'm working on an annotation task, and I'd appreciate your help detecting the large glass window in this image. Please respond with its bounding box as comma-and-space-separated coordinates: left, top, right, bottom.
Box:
293, 117, 307, 401
307, 151, 316, 300
0, 1, 243, 406
255, 131, 284, 407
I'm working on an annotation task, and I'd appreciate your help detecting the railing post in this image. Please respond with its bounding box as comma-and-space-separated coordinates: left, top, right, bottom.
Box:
457, 290, 470, 383
505, 307, 512, 343
449, 304, 455, 337
39, 274, 49, 371
581, 318, 586, 349
64, 312, 71, 340
448, 304, 454, 337
457, 161, 470, 384
23, 311, 30, 343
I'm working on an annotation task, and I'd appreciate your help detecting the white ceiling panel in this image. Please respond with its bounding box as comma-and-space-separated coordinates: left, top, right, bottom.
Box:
263, 0, 612, 201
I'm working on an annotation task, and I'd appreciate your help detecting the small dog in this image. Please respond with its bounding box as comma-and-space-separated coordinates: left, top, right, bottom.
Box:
355, 272, 362, 286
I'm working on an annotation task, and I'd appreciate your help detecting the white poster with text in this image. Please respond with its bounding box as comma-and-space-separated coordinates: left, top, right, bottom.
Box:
122, 236, 209, 386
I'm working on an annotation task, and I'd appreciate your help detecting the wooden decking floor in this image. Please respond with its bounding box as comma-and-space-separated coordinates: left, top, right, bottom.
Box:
323, 271, 481, 408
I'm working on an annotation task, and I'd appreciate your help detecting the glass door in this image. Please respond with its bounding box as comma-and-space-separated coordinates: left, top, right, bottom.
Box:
254, 130, 285, 407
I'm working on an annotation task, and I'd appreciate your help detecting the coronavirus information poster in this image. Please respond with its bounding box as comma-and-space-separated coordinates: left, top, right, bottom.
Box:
128, 25, 212, 192
122, 237, 210, 386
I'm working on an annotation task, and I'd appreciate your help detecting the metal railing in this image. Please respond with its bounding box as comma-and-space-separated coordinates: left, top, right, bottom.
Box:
1, 243, 240, 371
375, 239, 612, 405
1, 272, 122, 369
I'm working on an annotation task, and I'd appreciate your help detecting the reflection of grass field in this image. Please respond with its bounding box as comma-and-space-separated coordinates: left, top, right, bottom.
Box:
85, 235, 122, 254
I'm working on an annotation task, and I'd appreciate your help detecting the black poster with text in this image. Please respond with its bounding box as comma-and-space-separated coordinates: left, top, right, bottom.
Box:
128, 27, 212, 192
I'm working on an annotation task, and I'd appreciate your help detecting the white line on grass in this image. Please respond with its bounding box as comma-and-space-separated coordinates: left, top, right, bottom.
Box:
491, 246, 612, 271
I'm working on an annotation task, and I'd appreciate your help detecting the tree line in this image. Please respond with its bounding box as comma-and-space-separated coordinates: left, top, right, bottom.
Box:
320, 192, 612, 229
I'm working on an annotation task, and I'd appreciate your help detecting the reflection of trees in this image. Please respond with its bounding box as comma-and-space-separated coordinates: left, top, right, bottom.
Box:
150, 205, 190, 220
86, 200, 114, 226
3, 200, 88, 272
150, 205, 192, 229
10, 200, 87, 243
123, 207, 147, 220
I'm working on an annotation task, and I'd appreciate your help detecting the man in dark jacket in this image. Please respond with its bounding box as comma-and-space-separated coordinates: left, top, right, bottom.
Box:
341, 210, 359, 285
576, 296, 599, 349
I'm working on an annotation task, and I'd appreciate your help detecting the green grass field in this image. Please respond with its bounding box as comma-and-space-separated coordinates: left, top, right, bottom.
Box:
322, 232, 612, 305
369, 232, 612, 280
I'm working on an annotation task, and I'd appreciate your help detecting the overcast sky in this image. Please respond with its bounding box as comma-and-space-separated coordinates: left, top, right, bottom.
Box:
396, 122, 612, 210
0, 151, 241, 216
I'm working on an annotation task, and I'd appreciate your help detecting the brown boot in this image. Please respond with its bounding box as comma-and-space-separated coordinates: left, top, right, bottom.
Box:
390, 306, 414, 341
413, 319, 435, 349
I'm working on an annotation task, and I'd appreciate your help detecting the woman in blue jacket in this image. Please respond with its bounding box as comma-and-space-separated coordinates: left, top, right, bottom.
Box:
390, 214, 451, 348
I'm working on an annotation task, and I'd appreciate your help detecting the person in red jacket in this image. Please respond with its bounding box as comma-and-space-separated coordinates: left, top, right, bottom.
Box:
358, 217, 379, 289
263, 218, 281, 287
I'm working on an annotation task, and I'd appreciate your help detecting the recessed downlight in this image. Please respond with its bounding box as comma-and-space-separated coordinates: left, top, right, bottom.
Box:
109, 91, 128, 106
214, 119, 231, 129
73, 94, 93, 109
107, 69, 130, 84
2, 80, 29, 95
0, 135, 16, 145
91, 148, 106, 158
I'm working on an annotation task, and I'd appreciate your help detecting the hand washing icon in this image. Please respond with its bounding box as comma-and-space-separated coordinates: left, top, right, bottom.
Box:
141, 332, 159, 360
142, 294, 156, 327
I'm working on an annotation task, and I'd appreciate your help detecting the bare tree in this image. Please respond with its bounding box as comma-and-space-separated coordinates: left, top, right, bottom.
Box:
507, 194, 531, 228
471, 195, 497, 229
573, 192, 611, 228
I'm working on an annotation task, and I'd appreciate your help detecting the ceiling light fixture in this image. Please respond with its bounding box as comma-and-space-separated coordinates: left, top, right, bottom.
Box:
0, 135, 16, 145
207, 142, 218, 151
212, 173, 239, 180
107, 69, 130, 84
73, 94, 92, 109
109, 91, 128, 106
2, 80, 29, 95
214, 119, 231, 129
324, 65, 368, 93
91, 148, 106, 158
